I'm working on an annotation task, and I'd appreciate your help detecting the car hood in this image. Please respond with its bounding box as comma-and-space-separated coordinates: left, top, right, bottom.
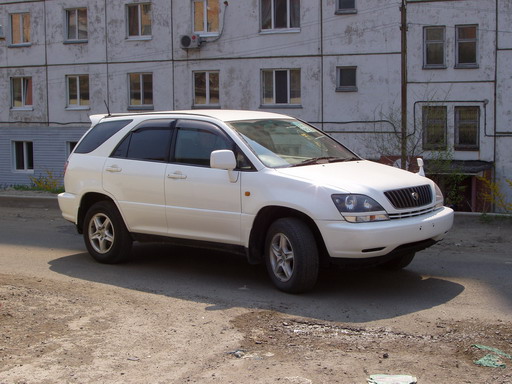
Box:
275, 160, 431, 194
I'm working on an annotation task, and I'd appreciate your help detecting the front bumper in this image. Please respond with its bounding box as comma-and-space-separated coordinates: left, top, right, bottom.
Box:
317, 206, 454, 259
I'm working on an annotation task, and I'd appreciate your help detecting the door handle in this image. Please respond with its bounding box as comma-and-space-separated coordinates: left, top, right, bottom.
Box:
106, 166, 122, 173
167, 171, 187, 180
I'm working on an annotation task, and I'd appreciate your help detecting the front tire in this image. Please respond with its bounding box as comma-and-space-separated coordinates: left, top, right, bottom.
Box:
83, 201, 132, 264
265, 218, 319, 293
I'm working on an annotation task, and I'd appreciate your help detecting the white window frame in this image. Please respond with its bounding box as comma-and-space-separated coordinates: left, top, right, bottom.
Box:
193, 71, 220, 107
423, 26, 446, 69
336, 66, 357, 92
455, 24, 478, 68
10, 77, 33, 110
65, 8, 88, 42
193, 0, 220, 36
128, 72, 154, 109
10, 12, 30, 46
66, 75, 90, 109
261, 0, 300, 33
261, 68, 301, 106
336, 0, 356, 15
126, 3, 152, 39
13, 141, 34, 172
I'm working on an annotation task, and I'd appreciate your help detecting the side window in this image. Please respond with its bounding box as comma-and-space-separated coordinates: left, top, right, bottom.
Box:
74, 119, 133, 154
174, 127, 231, 167
111, 120, 174, 161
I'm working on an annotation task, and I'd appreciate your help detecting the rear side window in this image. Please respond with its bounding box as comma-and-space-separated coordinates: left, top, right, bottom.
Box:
74, 119, 132, 154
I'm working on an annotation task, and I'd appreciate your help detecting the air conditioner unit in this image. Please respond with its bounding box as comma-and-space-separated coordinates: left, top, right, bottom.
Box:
180, 34, 202, 49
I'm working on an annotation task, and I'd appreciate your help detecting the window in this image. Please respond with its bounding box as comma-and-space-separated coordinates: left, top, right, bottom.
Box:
74, 120, 133, 154
11, 77, 32, 109
66, 75, 90, 108
194, 71, 219, 106
174, 126, 231, 167
193, 0, 219, 34
13, 141, 34, 171
455, 106, 479, 150
456, 25, 478, 68
424, 26, 445, 68
127, 3, 151, 38
262, 69, 301, 105
422, 106, 447, 150
129, 73, 153, 109
10, 13, 30, 45
261, 0, 300, 31
66, 8, 87, 41
67, 141, 78, 157
336, 67, 357, 92
336, 0, 356, 14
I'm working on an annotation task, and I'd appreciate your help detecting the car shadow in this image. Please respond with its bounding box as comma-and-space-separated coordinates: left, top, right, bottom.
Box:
48, 242, 464, 323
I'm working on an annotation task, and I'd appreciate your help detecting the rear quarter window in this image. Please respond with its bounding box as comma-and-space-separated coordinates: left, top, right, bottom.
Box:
74, 120, 133, 154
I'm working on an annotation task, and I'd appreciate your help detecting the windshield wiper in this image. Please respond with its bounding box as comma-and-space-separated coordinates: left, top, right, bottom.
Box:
291, 156, 359, 167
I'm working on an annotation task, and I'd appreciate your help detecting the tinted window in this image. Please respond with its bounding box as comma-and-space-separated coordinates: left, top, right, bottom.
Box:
126, 128, 172, 161
74, 120, 132, 154
174, 127, 231, 167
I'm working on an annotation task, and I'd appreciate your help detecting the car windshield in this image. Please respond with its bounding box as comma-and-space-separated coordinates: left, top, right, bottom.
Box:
228, 119, 359, 168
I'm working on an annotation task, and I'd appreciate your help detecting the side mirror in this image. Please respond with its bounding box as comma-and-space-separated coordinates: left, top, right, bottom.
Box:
211, 150, 238, 182
417, 158, 425, 177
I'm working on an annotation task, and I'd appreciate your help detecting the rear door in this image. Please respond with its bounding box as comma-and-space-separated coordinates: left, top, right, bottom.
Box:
164, 119, 242, 244
103, 119, 174, 236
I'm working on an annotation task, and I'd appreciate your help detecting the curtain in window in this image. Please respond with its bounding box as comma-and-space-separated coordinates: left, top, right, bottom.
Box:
24, 78, 32, 106
290, 0, 300, 28
78, 9, 88, 39
141, 4, 152, 35
261, 0, 271, 29
79, 76, 90, 105
209, 72, 219, 104
128, 6, 139, 36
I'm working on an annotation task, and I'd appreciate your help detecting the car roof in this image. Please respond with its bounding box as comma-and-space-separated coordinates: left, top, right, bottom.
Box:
89, 109, 292, 126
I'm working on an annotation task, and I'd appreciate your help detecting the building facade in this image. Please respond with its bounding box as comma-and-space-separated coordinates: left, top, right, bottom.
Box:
0, 0, 510, 211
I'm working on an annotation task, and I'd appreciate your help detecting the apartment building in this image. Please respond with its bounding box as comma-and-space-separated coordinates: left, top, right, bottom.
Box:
0, 0, 510, 211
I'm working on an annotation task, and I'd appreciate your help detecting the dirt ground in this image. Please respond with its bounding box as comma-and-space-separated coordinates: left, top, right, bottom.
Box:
0, 198, 511, 383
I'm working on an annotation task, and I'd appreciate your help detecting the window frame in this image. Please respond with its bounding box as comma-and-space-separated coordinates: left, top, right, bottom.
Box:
455, 24, 478, 69
261, 68, 301, 107
422, 106, 447, 151
13, 141, 34, 172
336, 66, 357, 92
10, 12, 30, 46
193, 0, 220, 36
65, 8, 88, 43
423, 26, 446, 69
193, 70, 220, 107
66, 74, 90, 109
454, 106, 479, 151
128, 72, 154, 110
10, 76, 33, 110
335, 0, 356, 15
260, 0, 300, 33
126, 3, 152, 39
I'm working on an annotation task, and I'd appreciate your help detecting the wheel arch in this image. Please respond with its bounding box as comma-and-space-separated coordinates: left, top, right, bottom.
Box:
77, 192, 117, 234
247, 206, 329, 266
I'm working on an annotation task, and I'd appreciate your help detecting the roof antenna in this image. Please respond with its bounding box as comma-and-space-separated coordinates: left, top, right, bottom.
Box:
104, 100, 111, 116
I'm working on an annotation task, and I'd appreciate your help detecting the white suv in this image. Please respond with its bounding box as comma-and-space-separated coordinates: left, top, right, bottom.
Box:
59, 110, 453, 293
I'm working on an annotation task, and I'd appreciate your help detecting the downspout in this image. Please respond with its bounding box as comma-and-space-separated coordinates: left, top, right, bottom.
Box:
493, 0, 498, 186
104, 0, 110, 112
400, 0, 408, 169
171, 0, 175, 110
43, 0, 49, 125
320, 0, 324, 129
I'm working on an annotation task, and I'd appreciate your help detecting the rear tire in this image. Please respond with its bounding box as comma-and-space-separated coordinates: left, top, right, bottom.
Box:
265, 218, 319, 293
379, 252, 415, 270
83, 201, 132, 264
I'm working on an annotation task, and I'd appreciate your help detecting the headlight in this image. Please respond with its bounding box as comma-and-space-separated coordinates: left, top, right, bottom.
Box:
434, 183, 444, 209
332, 194, 389, 223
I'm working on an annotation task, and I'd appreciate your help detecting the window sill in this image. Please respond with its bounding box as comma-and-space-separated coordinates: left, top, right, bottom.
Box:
128, 105, 154, 111
335, 9, 357, 15
454, 146, 479, 152
455, 64, 479, 69
13, 169, 34, 174
336, 86, 358, 92
11, 106, 33, 111
8, 43, 32, 48
66, 106, 90, 111
260, 104, 303, 109
127, 36, 152, 41
192, 104, 221, 109
64, 39, 88, 44
423, 65, 447, 70
259, 28, 301, 35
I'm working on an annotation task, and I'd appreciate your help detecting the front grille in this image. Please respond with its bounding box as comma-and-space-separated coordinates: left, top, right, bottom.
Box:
384, 184, 432, 209
388, 207, 436, 220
